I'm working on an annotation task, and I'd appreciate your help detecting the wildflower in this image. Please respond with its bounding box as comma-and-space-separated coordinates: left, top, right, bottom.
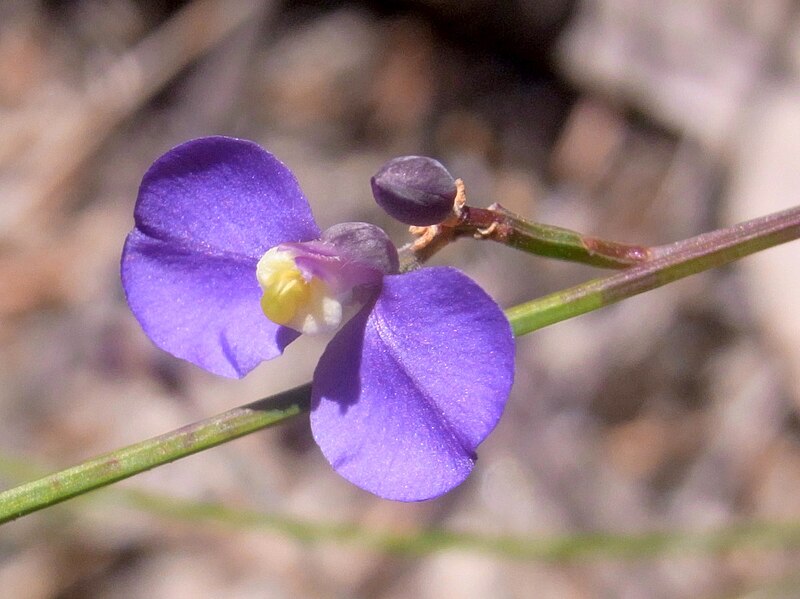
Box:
122, 136, 514, 501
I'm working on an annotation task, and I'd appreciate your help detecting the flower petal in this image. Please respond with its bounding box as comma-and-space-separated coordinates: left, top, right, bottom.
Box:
122, 229, 298, 378
134, 136, 319, 259
310, 267, 514, 501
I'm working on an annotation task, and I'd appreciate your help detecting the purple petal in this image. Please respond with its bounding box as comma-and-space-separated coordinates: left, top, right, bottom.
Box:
123, 137, 317, 376
310, 267, 514, 501
134, 137, 319, 259
122, 229, 298, 378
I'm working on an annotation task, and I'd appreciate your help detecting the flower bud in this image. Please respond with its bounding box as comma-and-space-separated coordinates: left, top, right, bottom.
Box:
370, 156, 457, 226
321, 222, 399, 275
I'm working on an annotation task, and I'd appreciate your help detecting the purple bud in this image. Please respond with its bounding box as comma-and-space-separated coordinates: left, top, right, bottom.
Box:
321, 222, 399, 275
370, 156, 457, 226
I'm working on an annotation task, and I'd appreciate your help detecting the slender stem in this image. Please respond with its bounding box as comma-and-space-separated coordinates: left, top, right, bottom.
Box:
0, 385, 311, 524
457, 204, 652, 268
108, 491, 800, 560
507, 205, 800, 336
405, 199, 651, 269
4, 455, 800, 560
1, 206, 799, 525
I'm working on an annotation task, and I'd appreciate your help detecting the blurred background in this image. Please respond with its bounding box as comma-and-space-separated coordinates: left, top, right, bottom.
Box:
2, 0, 800, 597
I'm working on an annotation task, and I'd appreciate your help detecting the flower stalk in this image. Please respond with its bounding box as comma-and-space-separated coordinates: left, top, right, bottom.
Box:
507, 204, 800, 335
1, 205, 799, 524
0, 385, 311, 525
403, 180, 651, 269
459, 203, 652, 267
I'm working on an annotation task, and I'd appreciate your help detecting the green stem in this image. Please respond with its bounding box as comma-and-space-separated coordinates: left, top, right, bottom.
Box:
457, 204, 651, 268
4, 454, 800, 560
0, 385, 310, 524
507, 205, 800, 336
111, 491, 800, 560
405, 202, 651, 269
1, 205, 799, 525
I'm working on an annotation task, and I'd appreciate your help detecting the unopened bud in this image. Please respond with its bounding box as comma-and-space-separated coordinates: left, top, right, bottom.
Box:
321, 222, 399, 275
370, 156, 457, 226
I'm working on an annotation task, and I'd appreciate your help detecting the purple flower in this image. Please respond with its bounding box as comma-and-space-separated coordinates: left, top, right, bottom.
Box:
122, 136, 514, 501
